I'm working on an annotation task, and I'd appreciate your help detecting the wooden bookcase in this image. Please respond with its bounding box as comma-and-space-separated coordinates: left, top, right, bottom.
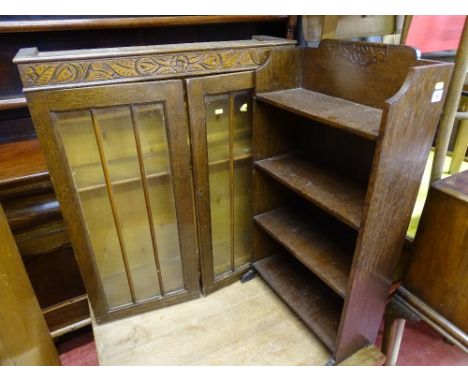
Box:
251, 40, 453, 362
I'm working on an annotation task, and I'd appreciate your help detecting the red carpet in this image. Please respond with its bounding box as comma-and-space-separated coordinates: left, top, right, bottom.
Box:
55, 327, 99, 366
57, 321, 467, 366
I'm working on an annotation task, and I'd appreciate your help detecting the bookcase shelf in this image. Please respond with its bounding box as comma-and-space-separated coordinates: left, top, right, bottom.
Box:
255, 153, 366, 230
254, 253, 343, 352
254, 205, 354, 297
256, 88, 382, 141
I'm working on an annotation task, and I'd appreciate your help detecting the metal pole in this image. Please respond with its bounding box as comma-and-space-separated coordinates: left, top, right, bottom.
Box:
431, 17, 468, 181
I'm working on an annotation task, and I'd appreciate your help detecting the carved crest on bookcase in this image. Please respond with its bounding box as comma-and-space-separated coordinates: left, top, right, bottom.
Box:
20, 48, 270, 88
333, 41, 389, 66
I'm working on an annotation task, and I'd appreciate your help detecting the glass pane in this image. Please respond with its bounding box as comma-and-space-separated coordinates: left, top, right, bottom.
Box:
54, 110, 132, 308
233, 90, 253, 268
233, 90, 253, 158
134, 104, 184, 293
233, 158, 252, 268
206, 94, 230, 164
93, 107, 160, 302
206, 93, 231, 277
209, 161, 232, 276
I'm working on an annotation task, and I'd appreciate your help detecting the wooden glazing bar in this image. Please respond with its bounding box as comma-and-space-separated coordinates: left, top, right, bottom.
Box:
129, 105, 165, 296
89, 109, 137, 303
229, 93, 235, 272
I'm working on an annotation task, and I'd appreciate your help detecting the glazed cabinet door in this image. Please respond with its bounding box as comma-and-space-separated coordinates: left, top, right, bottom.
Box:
27, 81, 199, 323
186, 72, 254, 294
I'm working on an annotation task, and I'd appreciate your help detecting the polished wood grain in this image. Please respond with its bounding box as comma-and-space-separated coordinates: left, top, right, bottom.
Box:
1, 16, 288, 33
0, 95, 27, 111
0, 139, 47, 188
0, 204, 60, 366
403, 170, 468, 333
256, 88, 382, 140
255, 153, 366, 229
254, 253, 343, 352
254, 205, 354, 297
3, 191, 60, 233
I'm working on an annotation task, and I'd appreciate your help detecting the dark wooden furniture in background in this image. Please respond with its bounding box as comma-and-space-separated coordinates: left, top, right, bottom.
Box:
405, 170, 468, 335
251, 40, 452, 363
0, 138, 90, 337
0, 204, 60, 365
383, 170, 468, 365
0, 16, 289, 335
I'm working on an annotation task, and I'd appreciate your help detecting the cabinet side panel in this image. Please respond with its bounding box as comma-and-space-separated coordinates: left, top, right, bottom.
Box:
335, 64, 453, 362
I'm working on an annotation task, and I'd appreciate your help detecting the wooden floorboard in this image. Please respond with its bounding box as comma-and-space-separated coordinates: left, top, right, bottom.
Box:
92, 277, 331, 365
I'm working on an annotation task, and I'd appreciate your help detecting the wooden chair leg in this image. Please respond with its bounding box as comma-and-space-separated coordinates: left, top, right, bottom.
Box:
382, 316, 406, 366
449, 102, 468, 174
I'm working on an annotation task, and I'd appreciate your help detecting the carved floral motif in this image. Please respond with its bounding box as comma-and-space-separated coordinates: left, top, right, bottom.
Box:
20, 49, 270, 88
333, 41, 388, 66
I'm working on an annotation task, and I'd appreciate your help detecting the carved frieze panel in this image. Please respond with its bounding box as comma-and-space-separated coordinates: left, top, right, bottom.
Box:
18, 48, 270, 90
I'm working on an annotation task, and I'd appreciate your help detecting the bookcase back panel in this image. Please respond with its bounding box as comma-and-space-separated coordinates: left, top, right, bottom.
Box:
300, 40, 418, 109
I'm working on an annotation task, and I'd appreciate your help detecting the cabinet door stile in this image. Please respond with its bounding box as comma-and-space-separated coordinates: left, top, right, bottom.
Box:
161, 84, 200, 294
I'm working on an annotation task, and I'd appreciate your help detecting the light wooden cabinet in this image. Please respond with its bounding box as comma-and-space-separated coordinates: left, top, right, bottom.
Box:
15, 37, 452, 363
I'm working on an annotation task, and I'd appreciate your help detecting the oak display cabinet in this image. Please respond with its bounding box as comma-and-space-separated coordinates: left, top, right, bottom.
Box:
15, 37, 452, 362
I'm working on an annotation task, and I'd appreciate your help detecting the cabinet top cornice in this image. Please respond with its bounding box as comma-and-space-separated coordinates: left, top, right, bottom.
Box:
14, 36, 295, 64
14, 36, 295, 92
